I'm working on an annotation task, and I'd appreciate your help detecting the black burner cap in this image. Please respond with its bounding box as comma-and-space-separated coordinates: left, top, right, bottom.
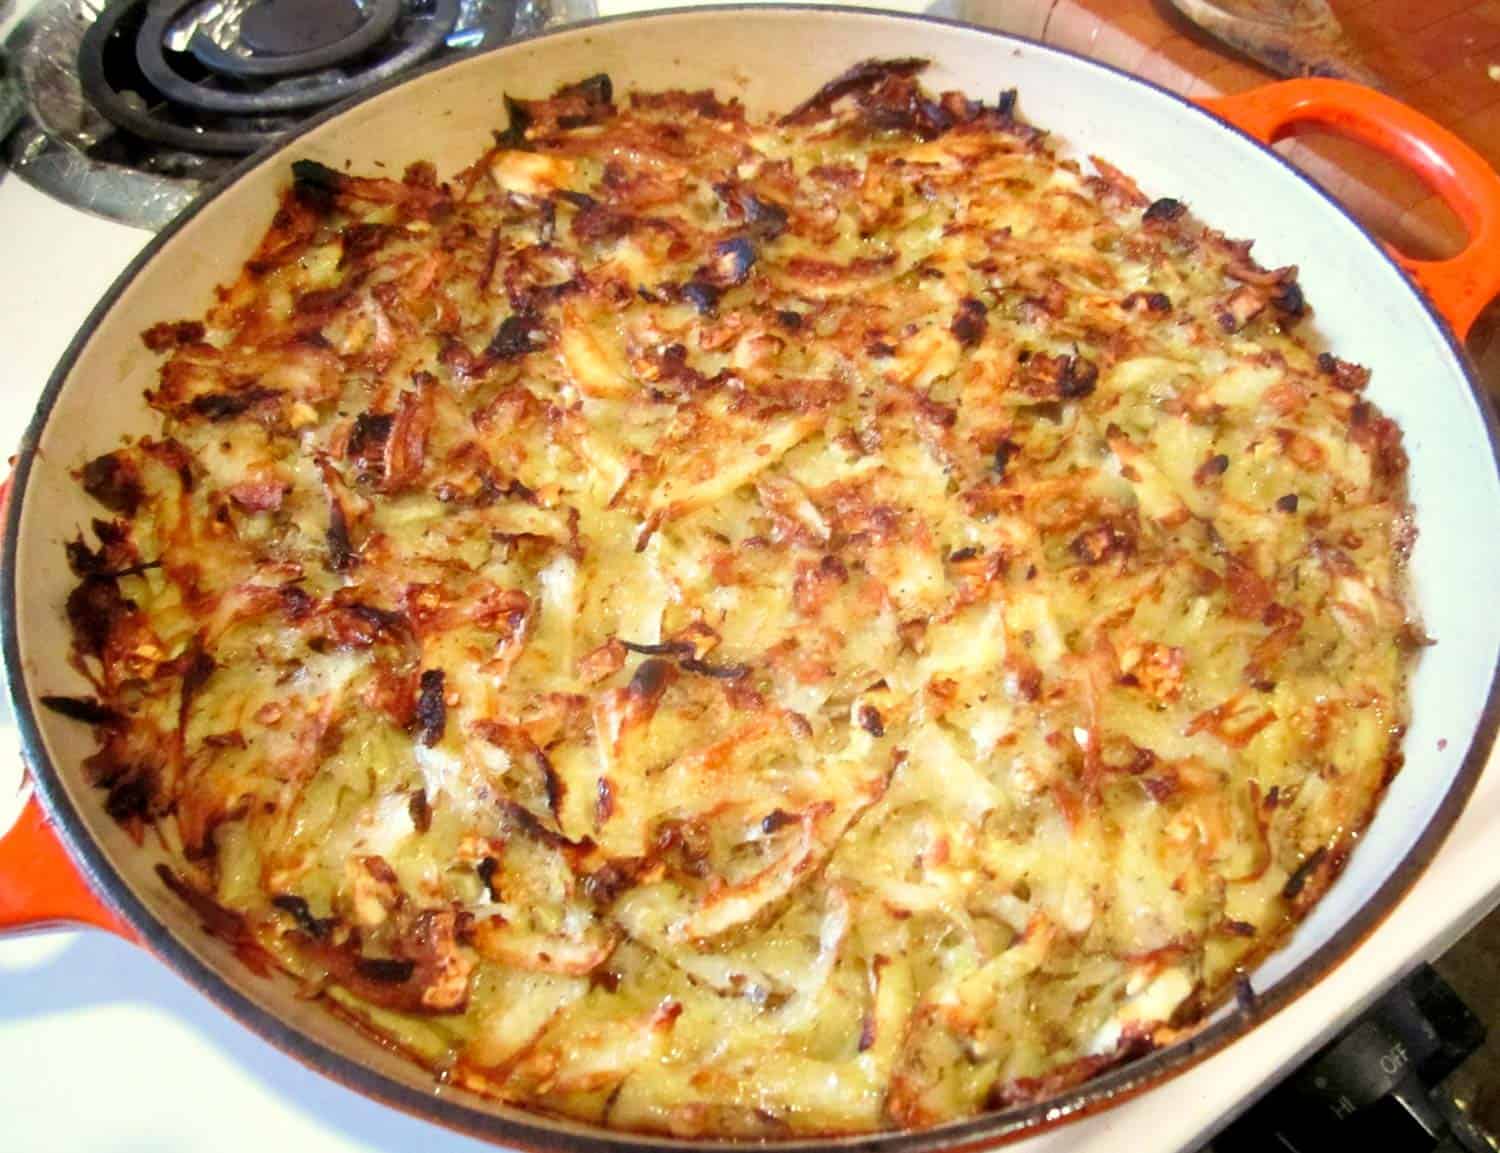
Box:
241, 0, 366, 56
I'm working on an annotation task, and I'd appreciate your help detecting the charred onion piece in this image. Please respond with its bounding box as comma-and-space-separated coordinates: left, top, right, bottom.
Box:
416, 669, 446, 746
680, 281, 721, 316
355, 956, 417, 982
318, 459, 359, 572
495, 94, 533, 149
700, 237, 757, 288
620, 638, 749, 680
951, 297, 988, 347
80, 452, 144, 516
291, 158, 344, 192
1281, 845, 1329, 901
780, 57, 929, 125
40, 695, 119, 724
271, 894, 334, 939
488, 309, 547, 360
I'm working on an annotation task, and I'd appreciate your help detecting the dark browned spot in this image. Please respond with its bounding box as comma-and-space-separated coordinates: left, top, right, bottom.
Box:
188, 387, 279, 422
477, 856, 500, 899
66, 576, 135, 657
681, 281, 721, 316
105, 776, 152, 822
1234, 972, 1256, 1013
760, 808, 797, 834
141, 319, 207, 352
40, 695, 119, 725
408, 789, 432, 833
271, 894, 332, 938
951, 297, 987, 347
488, 309, 546, 361
702, 237, 757, 287
325, 501, 355, 572
1271, 279, 1304, 317
993, 438, 1019, 477
347, 412, 394, 462
353, 956, 417, 983
416, 669, 446, 747
582, 860, 638, 906
779, 57, 929, 125
1193, 453, 1230, 487
628, 657, 676, 703
81, 452, 144, 517
1281, 845, 1328, 901
1059, 355, 1098, 399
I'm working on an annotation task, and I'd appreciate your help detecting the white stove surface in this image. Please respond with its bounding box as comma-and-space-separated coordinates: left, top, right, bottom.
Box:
4, 5, 1500, 1149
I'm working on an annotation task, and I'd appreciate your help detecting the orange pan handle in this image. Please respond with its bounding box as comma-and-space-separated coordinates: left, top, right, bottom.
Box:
0, 791, 133, 938
1201, 78, 1500, 339
0, 471, 133, 941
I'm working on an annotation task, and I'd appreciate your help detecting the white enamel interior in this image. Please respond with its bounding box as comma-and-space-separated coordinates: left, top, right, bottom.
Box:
6, 6, 1500, 1144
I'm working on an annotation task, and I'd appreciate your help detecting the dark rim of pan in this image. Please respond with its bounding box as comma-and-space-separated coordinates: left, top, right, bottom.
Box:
6, 6, 1500, 1151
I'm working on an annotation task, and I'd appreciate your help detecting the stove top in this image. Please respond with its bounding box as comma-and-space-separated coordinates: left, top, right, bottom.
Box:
1, 0, 594, 228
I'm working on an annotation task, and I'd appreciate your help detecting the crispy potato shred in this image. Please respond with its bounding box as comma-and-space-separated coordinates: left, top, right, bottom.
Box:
56, 61, 1416, 1135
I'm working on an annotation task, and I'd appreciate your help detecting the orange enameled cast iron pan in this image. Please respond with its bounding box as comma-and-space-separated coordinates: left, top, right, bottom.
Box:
3, 7, 1500, 1149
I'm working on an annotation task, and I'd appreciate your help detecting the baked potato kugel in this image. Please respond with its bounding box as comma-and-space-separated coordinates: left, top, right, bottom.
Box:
52, 60, 1416, 1135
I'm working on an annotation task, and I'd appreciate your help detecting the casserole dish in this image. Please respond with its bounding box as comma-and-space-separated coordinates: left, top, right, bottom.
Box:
3, 6, 1500, 1148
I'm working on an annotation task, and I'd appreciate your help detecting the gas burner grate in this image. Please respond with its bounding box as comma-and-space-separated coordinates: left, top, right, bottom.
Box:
4, 0, 587, 229
78, 0, 477, 155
